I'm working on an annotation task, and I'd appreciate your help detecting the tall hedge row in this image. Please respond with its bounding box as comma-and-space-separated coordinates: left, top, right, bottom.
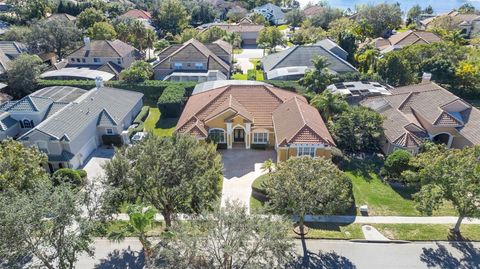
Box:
157, 85, 186, 118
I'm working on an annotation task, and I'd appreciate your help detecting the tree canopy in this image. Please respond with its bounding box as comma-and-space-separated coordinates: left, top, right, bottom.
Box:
355, 3, 402, 37
152, 0, 189, 36
120, 60, 154, 82
6, 54, 45, 98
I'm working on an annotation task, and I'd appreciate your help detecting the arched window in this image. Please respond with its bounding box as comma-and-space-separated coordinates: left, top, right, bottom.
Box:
433, 133, 451, 146
208, 129, 225, 143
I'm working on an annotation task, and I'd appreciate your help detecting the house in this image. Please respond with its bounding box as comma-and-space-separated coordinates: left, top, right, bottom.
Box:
0, 41, 27, 75
327, 81, 392, 104
120, 9, 154, 30
197, 18, 264, 46
361, 81, 480, 155
45, 38, 141, 80
253, 3, 286, 25
0, 86, 88, 140
47, 13, 76, 22
420, 11, 480, 37
372, 30, 443, 53
176, 81, 335, 163
261, 39, 357, 80
153, 38, 232, 82
18, 83, 143, 171
303, 5, 324, 18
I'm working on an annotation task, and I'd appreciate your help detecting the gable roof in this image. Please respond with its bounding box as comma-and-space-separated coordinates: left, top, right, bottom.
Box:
361, 82, 480, 147
68, 40, 137, 58
20, 87, 143, 141
177, 84, 333, 146
422, 11, 480, 27
0, 96, 53, 113
121, 9, 151, 20
374, 31, 442, 51
262, 41, 357, 74
47, 13, 76, 21
153, 39, 230, 71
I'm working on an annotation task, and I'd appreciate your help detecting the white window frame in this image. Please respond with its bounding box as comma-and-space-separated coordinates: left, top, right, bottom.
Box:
297, 146, 316, 157
208, 128, 226, 143
106, 128, 114, 135
195, 63, 204, 70
253, 132, 268, 144
174, 62, 183, 70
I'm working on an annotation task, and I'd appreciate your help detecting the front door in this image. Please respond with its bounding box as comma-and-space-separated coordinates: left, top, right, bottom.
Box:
234, 128, 245, 142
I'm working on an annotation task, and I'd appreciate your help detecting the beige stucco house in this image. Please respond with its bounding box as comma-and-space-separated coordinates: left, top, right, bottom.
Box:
176, 81, 335, 162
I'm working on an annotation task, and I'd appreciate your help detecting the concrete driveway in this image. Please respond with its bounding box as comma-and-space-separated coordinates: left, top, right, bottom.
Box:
235, 48, 264, 73
220, 149, 276, 212
81, 147, 114, 182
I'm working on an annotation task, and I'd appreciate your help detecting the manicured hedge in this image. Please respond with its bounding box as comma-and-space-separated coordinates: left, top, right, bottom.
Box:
247, 69, 256, 80
157, 85, 186, 118
217, 143, 228, 149
36, 80, 196, 106
52, 168, 86, 187
264, 80, 307, 94
129, 106, 150, 136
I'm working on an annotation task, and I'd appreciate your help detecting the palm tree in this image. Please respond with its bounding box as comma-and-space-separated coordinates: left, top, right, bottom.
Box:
223, 32, 242, 59
310, 90, 349, 121
108, 205, 156, 265
261, 159, 275, 173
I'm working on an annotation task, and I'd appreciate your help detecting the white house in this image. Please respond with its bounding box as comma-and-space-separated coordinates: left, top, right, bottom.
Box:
253, 3, 286, 25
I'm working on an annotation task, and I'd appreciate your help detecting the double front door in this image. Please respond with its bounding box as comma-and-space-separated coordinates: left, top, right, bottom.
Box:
233, 128, 245, 142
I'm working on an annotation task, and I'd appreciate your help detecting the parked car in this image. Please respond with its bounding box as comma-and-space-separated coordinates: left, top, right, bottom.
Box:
131, 132, 147, 143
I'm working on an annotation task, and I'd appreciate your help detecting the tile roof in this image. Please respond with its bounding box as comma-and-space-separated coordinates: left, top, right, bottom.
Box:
199, 22, 264, 33
0, 112, 17, 131
1, 96, 53, 112
303, 5, 324, 17
361, 82, 480, 147
68, 40, 137, 58
30, 86, 87, 103
374, 31, 442, 51
20, 87, 143, 141
422, 11, 480, 27
262, 41, 357, 74
177, 85, 333, 146
47, 13, 76, 21
121, 9, 151, 20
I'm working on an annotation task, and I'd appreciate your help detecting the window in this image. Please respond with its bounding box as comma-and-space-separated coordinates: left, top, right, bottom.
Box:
174, 62, 182, 70
208, 129, 225, 143
23, 119, 32, 128
195, 63, 204, 70
36, 141, 48, 154
117, 58, 121, 64
298, 147, 316, 157
82, 58, 86, 63
106, 128, 113, 135
253, 132, 268, 144
71, 58, 75, 62
94, 58, 101, 63
76, 58, 81, 62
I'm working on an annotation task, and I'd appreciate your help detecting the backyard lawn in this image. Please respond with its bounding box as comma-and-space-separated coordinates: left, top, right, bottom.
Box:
144, 107, 177, 137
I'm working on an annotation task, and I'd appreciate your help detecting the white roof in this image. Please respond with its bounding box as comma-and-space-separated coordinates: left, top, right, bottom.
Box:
265, 66, 310, 80
192, 80, 271, 95
40, 68, 115, 81
327, 81, 392, 97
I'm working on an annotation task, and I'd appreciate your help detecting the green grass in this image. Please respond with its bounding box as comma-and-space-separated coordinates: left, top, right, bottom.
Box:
232, 73, 247, 80
233, 48, 244, 54
94, 220, 165, 237
289, 223, 365, 240
250, 196, 266, 214
372, 224, 480, 241
144, 107, 177, 137
277, 24, 288, 31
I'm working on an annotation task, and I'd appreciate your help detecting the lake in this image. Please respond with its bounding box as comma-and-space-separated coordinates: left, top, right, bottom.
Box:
298, 0, 480, 14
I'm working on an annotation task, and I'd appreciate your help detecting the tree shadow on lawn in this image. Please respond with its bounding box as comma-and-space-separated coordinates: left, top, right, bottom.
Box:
420, 232, 480, 269
155, 115, 178, 130
94, 247, 145, 269
339, 155, 384, 182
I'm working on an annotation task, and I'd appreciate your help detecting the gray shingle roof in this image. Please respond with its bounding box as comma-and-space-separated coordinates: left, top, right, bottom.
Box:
2, 96, 53, 112
0, 112, 17, 131
31, 86, 87, 103
262, 42, 357, 74
68, 40, 137, 58
22, 87, 143, 141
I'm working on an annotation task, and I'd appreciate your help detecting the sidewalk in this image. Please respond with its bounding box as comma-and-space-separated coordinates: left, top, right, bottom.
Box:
113, 213, 480, 225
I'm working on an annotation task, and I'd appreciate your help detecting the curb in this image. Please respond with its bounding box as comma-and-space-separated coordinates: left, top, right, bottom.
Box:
350, 239, 411, 244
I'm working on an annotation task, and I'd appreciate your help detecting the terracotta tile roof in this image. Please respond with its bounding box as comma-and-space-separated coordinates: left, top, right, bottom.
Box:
177, 85, 333, 146
272, 97, 335, 146
122, 9, 151, 20
374, 31, 442, 51
303, 5, 323, 17
199, 22, 264, 33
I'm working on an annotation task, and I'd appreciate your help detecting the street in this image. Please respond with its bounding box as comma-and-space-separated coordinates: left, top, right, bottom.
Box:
76, 238, 480, 268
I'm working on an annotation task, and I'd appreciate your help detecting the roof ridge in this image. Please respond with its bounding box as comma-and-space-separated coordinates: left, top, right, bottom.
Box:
106, 40, 122, 57
270, 46, 299, 71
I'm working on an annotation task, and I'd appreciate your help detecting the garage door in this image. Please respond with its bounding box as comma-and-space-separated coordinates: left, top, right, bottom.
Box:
78, 137, 98, 165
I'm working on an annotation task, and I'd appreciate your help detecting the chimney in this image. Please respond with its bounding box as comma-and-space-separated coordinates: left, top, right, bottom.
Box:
421, 72, 432, 84
95, 76, 103, 88
83, 37, 91, 51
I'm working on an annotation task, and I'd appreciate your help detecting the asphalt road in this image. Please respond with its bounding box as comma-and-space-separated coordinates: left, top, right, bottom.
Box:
76, 238, 480, 269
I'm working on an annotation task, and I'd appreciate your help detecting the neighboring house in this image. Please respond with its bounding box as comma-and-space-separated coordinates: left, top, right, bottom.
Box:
44, 38, 141, 80
361, 81, 480, 155
0, 41, 27, 75
176, 81, 335, 163
261, 38, 357, 80
153, 38, 232, 82
303, 5, 324, 18
0, 86, 88, 140
420, 11, 480, 37
253, 3, 286, 25
47, 13, 76, 22
120, 9, 154, 30
327, 81, 392, 104
198, 17, 264, 46
19, 84, 143, 171
372, 30, 442, 53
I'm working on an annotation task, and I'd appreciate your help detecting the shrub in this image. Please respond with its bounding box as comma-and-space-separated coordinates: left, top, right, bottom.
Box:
247, 69, 256, 80
382, 149, 412, 180
102, 135, 123, 146
252, 174, 270, 195
120, 60, 154, 83
251, 143, 267, 150
76, 169, 87, 179
157, 85, 186, 118
134, 106, 150, 124
217, 143, 228, 149
52, 168, 84, 187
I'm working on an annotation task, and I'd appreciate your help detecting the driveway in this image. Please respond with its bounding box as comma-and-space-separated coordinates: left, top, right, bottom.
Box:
81, 147, 114, 182
235, 48, 264, 73
220, 149, 276, 212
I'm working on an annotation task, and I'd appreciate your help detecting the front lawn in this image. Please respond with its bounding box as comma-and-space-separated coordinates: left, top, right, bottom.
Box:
289, 223, 364, 240
232, 73, 247, 80
372, 224, 480, 241
144, 107, 177, 137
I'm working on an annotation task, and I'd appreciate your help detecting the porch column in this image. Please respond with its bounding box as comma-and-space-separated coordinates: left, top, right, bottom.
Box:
245, 123, 251, 149
226, 122, 233, 149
